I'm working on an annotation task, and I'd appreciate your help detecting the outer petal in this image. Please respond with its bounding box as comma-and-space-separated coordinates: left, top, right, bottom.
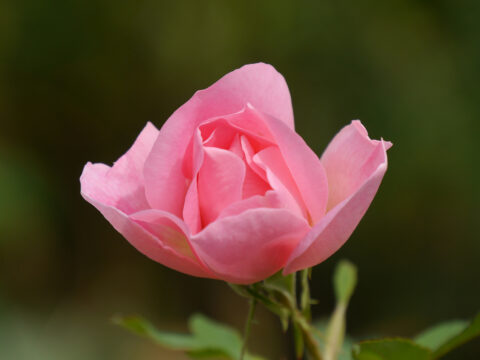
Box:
190, 208, 310, 284
284, 122, 391, 274
80, 122, 158, 215
259, 108, 329, 224
144, 63, 293, 215
81, 194, 213, 278
321, 120, 393, 210
130, 209, 214, 277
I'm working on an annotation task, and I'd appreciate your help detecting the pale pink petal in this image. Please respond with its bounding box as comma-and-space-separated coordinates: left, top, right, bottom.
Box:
80, 122, 158, 214
253, 147, 306, 219
259, 108, 329, 224
242, 164, 272, 199
191, 208, 310, 284
321, 120, 393, 210
130, 209, 213, 278
199, 110, 275, 150
144, 63, 293, 214
284, 137, 390, 274
229, 135, 271, 198
217, 190, 283, 219
183, 177, 202, 234
182, 129, 204, 180
240, 135, 268, 182
197, 147, 246, 225
228, 134, 244, 158
182, 130, 204, 234
201, 120, 236, 149
228, 103, 274, 144
81, 193, 213, 278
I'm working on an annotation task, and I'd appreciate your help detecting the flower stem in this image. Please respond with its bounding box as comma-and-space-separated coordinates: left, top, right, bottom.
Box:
300, 269, 312, 321
240, 297, 257, 360
292, 309, 323, 360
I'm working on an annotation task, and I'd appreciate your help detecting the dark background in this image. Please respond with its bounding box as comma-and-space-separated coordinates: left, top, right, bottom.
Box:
0, 1, 479, 359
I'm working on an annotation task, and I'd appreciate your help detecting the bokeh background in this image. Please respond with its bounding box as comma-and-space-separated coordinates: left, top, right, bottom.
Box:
1, 0, 479, 359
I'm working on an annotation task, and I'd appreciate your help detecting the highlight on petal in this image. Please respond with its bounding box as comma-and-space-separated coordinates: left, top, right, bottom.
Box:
144, 63, 293, 215
191, 208, 310, 284
284, 127, 391, 274
80, 122, 159, 215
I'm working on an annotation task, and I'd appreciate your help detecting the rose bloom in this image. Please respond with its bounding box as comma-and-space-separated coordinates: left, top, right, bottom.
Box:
81, 63, 391, 284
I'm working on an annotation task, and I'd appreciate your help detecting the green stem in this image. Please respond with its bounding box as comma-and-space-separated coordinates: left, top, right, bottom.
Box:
292, 310, 323, 360
300, 269, 312, 321
281, 274, 322, 360
289, 272, 305, 359
240, 297, 257, 360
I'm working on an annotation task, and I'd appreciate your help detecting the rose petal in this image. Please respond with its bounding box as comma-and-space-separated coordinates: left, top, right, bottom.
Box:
259, 108, 329, 225
80, 122, 158, 215
217, 190, 283, 219
283, 132, 390, 274
81, 193, 213, 278
229, 135, 271, 198
130, 209, 212, 276
191, 208, 310, 284
321, 120, 393, 210
182, 130, 204, 234
144, 63, 293, 214
253, 146, 306, 219
197, 147, 246, 225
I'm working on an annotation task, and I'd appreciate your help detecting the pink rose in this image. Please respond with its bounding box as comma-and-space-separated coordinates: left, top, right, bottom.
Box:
80, 63, 391, 284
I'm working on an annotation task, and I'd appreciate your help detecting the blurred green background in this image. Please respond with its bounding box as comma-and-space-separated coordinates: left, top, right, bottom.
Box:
1, 0, 479, 359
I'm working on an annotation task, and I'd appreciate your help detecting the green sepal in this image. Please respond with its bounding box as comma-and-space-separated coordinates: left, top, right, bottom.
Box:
227, 282, 290, 331
228, 283, 252, 299
263, 272, 297, 310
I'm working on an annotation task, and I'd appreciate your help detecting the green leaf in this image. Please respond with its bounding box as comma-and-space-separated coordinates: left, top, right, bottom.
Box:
353, 338, 431, 360
113, 315, 201, 350
414, 320, 468, 351
426, 313, 480, 359
189, 314, 243, 359
114, 314, 266, 360
333, 260, 357, 304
